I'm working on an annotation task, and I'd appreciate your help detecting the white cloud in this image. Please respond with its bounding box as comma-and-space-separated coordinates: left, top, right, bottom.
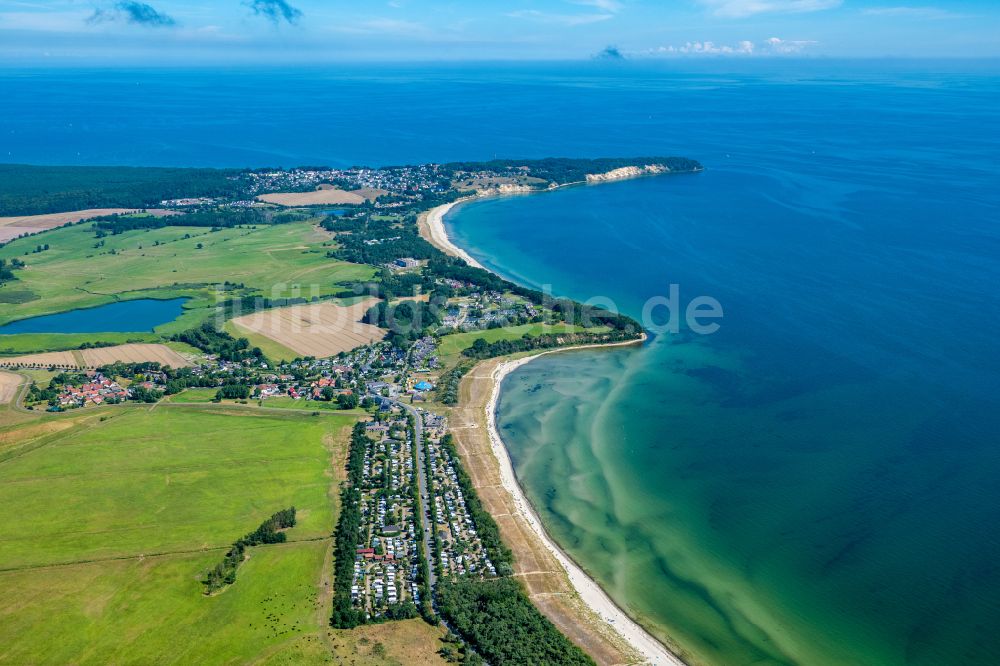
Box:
0, 9, 91, 31
698, 0, 841, 18
327, 17, 430, 36
643, 36, 817, 56
655, 40, 756, 54
862, 6, 961, 19
764, 36, 816, 53
570, 0, 624, 12
506, 9, 615, 26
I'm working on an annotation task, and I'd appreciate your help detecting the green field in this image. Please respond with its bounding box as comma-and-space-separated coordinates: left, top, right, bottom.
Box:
0, 542, 331, 664
436, 322, 600, 362
0, 332, 160, 356
0, 221, 374, 327
0, 406, 360, 663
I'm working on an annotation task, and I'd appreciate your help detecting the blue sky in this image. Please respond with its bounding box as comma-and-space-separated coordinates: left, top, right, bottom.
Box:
1, 0, 998, 64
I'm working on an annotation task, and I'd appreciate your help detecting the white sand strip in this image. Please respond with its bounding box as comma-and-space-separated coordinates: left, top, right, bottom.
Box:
483, 340, 685, 666
418, 199, 485, 269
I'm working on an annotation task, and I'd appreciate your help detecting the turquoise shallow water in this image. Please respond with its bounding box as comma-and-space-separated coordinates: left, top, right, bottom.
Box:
447, 113, 1000, 662
3, 61, 1000, 666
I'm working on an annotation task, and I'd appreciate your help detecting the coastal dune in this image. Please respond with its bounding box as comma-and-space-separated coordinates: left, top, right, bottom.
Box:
451, 348, 686, 666
417, 200, 485, 269
431, 182, 687, 664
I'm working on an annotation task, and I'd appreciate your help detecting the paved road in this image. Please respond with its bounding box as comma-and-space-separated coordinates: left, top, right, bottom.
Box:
393, 399, 437, 593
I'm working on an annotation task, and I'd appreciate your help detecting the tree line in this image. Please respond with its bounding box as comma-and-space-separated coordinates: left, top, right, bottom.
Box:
461, 328, 638, 360
90, 207, 304, 236
171, 323, 266, 364
203, 507, 297, 594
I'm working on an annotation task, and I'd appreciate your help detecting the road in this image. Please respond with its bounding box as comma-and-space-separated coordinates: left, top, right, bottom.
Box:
393, 399, 437, 593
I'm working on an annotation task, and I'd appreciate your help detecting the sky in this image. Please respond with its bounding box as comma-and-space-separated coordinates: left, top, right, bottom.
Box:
0, 0, 998, 64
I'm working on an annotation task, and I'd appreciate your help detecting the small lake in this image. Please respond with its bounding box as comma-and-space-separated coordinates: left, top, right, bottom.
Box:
0, 298, 189, 335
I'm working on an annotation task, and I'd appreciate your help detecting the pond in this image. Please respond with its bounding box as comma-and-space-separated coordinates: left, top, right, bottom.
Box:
0, 298, 189, 335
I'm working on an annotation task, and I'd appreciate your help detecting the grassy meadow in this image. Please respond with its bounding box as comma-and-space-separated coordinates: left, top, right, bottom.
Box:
0, 221, 375, 327
0, 406, 431, 664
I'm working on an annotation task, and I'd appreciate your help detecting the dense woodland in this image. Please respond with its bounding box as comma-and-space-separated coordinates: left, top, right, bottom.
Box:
0, 164, 242, 216
324, 212, 440, 266
437, 577, 595, 666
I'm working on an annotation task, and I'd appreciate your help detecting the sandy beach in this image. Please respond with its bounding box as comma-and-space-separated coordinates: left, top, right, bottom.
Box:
483, 347, 686, 666
431, 192, 686, 664
417, 199, 485, 269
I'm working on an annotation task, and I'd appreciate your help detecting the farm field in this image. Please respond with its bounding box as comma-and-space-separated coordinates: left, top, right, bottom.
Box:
0, 406, 368, 664
0, 221, 375, 326
256, 185, 386, 207
436, 322, 600, 361
0, 343, 194, 369
258, 187, 365, 206
229, 298, 386, 358
223, 319, 300, 363
0, 208, 174, 243
0, 371, 21, 404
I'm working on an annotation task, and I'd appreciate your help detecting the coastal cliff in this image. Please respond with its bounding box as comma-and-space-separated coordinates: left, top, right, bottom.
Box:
585, 164, 670, 183
475, 183, 536, 196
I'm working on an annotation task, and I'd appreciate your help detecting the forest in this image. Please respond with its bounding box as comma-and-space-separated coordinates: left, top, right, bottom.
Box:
437, 577, 595, 666
0, 164, 242, 216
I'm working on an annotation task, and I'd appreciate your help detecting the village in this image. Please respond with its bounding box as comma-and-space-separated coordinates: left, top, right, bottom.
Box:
424, 415, 498, 579
351, 412, 421, 617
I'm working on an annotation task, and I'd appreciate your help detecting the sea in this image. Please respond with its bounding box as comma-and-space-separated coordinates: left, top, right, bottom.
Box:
3, 61, 999, 665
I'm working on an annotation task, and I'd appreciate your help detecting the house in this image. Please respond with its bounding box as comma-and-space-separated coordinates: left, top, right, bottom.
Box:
365, 423, 389, 436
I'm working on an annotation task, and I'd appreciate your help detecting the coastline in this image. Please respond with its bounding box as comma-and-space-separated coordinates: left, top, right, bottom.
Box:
417, 198, 485, 268
418, 169, 702, 266
483, 344, 687, 666
430, 189, 688, 662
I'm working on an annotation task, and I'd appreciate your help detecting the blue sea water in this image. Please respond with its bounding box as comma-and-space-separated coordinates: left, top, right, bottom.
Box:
2, 61, 999, 665
0, 298, 189, 334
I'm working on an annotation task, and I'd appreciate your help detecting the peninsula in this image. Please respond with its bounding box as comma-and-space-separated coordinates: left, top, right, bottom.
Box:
0, 156, 700, 665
